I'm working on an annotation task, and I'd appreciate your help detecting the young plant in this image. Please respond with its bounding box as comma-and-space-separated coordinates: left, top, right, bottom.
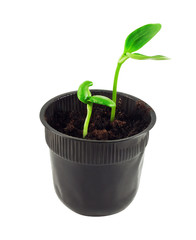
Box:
77, 81, 116, 138
110, 23, 169, 121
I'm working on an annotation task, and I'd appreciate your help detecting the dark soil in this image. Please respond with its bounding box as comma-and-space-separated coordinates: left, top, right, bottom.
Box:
48, 99, 151, 140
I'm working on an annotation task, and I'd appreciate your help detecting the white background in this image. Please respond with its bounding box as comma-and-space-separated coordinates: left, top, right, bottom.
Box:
0, 0, 196, 239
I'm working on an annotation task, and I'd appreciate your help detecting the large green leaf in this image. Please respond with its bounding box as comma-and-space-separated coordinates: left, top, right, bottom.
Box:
77, 81, 93, 104
89, 95, 115, 107
124, 24, 161, 54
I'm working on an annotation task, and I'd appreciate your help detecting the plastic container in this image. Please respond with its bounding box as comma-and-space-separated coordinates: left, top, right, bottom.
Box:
40, 90, 156, 216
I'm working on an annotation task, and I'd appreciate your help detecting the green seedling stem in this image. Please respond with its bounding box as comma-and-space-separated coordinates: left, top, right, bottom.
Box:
77, 81, 115, 138
110, 23, 169, 121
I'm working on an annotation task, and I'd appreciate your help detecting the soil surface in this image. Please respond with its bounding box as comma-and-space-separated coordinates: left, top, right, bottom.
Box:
48, 99, 151, 140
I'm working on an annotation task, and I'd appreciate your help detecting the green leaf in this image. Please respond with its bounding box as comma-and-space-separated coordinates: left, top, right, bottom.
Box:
77, 81, 93, 104
124, 23, 161, 54
127, 53, 169, 60
89, 95, 116, 108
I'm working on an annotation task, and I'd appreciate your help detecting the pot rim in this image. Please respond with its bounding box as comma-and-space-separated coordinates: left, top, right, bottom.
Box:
40, 90, 156, 143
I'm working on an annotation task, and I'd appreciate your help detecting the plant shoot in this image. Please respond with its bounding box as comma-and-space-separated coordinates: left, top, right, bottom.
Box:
110, 23, 169, 121
77, 81, 115, 138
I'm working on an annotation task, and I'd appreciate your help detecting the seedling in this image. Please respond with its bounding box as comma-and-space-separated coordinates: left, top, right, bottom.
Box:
110, 23, 169, 121
77, 81, 115, 138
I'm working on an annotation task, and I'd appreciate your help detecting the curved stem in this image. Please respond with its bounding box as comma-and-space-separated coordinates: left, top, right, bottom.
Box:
110, 62, 122, 121
110, 54, 129, 122
83, 103, 93, 138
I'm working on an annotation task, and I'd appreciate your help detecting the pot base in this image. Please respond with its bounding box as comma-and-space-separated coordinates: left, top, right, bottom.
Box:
55, 185, 137, 216
50, 150, 144, 216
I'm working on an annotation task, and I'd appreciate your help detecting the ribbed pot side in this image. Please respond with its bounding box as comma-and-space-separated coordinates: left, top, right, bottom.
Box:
40, 90, 156, 216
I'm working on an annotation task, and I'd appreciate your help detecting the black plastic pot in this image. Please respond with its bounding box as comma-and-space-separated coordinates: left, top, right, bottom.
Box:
40, 90, 156, 216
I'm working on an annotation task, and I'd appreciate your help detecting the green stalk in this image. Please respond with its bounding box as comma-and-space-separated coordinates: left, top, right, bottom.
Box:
110, 54, 128, 122
83, 102, 93, 138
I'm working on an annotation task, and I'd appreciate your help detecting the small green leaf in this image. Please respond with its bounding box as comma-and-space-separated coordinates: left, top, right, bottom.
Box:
89, 95, 116, 108
127, 53, 169, 60
77, 81, 93, 104
124, 23, 161, 54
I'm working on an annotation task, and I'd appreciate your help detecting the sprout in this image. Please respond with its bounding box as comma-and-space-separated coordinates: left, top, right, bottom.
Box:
77, 81, 115, 138
110, 23, 169, 121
